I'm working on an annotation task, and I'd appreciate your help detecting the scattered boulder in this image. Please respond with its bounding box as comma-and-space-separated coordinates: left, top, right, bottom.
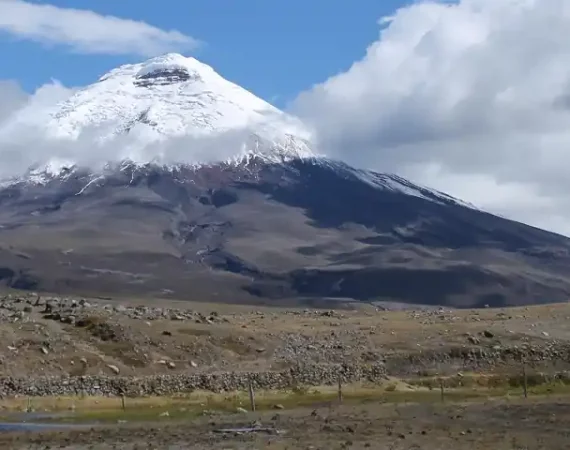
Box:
107, 364, 120, 375
467, 335, 480, 345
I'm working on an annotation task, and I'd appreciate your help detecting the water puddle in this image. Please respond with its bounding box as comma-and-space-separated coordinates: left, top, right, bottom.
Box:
0, 412, 93, 432
0, 422, 89, 432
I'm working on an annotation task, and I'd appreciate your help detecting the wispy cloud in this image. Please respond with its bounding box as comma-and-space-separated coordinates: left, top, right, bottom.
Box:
0, 0, 200, 56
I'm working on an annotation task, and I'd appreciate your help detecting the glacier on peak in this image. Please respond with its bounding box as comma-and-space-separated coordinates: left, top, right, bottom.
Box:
45, 53, 315, 157
0, 53, 321, 184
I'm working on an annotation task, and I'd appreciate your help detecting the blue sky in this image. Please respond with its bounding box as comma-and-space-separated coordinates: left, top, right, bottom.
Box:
0, 0, 404, 108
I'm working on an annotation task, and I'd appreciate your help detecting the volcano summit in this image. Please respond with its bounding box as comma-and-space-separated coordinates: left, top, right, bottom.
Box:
0, 54, 569, 308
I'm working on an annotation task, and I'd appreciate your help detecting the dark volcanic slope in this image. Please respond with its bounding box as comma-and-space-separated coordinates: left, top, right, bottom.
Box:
0, 158, 569, 308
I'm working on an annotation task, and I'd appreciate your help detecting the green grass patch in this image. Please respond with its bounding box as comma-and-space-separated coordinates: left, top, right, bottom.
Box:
7, 376, 570, 425
12, 388, 500, 424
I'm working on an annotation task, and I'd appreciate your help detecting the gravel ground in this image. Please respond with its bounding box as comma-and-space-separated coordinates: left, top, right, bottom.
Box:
1, 292, 570, 379
4, 397, 570, 449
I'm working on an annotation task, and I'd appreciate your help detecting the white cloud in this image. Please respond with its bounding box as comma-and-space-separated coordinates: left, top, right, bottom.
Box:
0, 0, 199, 56
0, 80, 28, 122
293, 0, 570, 236
0, 80, 293, 180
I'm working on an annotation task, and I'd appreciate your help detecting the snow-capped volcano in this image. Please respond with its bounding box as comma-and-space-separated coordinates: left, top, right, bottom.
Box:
44, 53, 314, 160
1, 54, 570, 308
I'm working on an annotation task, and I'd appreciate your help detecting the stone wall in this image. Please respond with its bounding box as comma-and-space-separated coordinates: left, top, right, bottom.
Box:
0, 363, 387, 397
3, 343, 567, 398
385, 344, 570, 375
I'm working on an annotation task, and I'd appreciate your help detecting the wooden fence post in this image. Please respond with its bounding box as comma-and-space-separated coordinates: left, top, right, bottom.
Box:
248, 376, 256, 412
338, 372, 343, 404
121, 394, 126, 411
522, 363, 528, 399
440, 378, 445, 403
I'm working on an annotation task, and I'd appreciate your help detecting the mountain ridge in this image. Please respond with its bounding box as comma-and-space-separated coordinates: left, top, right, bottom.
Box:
0, 157, 569, 308
0, 54, 569, 308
